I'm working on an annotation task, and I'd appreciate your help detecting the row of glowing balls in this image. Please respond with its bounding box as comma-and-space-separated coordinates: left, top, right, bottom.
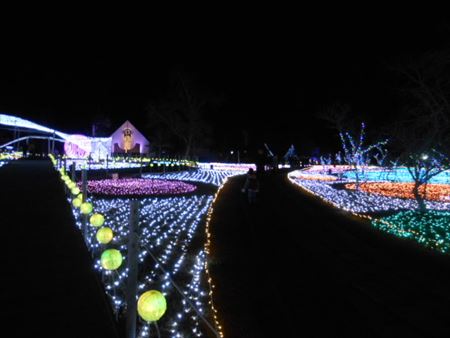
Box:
49, 154, 168, 323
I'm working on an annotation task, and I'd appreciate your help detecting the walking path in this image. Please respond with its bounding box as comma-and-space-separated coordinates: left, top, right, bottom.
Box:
209, 171, 450, 337
0, 160, 119, 338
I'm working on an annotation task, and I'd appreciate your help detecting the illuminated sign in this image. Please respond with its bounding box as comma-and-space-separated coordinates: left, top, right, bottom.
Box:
64, 134, 92, 158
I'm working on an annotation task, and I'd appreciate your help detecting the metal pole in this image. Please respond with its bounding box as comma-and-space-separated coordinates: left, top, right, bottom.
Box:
126, 200, 140, 338
82, 169, 88, 242
71, 163, 76, 182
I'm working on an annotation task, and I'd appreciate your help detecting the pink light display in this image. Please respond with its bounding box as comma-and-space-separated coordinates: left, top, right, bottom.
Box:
82, 178, 197, 196
64, 134, 92, 158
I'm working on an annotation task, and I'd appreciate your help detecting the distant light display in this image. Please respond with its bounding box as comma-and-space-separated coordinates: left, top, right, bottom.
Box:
64, 134, 92, 158
83, 178, 197, 196
143, 169, 244, 186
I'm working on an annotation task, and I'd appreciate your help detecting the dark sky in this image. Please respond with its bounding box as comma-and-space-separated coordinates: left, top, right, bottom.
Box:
0, 14, 448, 157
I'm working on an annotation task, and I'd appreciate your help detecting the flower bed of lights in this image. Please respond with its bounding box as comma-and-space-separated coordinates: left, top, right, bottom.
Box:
144, 169, 245, 187
372, 210, 450, 254
346, 182, 450, 202
289, 171, 337, 181
197, 162, 256, 171
70, 195, 217, 337
288, 169, 450, 214
83, 178, 197, 196
52, 152, 229, 337
289, 167, 450, 256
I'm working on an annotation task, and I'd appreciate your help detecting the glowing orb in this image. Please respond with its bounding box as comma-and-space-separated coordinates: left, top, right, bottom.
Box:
90, 213, 105, 227
64, 134, 92, 158
71, 187, 80, 195
100, 249, 122, 270
137, 290, 167, 322
96, 227, 113, 244
67, 182, 76, 189
80, 202, 93, 214
72, 198, 82, 208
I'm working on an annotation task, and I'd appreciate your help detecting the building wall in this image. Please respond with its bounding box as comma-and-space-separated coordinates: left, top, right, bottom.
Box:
110, 121, 150, 155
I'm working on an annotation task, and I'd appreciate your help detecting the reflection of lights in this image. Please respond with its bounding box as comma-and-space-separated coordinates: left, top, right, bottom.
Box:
64, 134, 92, 158
422, 154, 429, 160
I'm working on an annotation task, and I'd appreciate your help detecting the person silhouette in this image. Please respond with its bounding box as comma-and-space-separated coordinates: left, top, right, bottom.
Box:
242, 168, 259, 204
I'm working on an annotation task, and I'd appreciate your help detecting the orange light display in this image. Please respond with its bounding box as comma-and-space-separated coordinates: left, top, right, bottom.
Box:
345, 182, 450, 202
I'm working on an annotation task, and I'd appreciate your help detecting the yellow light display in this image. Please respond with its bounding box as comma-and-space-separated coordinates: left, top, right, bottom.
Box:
137, 290, 167, 322
100, 249, 123, 270
89, 213, 105, 227
80, 202, 93, 214
72, 198, 82, 208
96, 227, 113, 244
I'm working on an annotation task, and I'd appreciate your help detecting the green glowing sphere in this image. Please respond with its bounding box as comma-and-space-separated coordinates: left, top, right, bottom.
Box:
96, 227, 113, 244
100, 249, 122, 270
71, 187, 81, 195
72, 198, 82, 208
137, 290, 167, 322
80, 202, 93, 215
90, 213, 105, 227
68, 182, 76, 189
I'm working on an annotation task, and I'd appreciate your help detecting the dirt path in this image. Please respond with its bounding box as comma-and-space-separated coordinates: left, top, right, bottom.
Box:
0, 159, 119, 338
209, 171, 450, 338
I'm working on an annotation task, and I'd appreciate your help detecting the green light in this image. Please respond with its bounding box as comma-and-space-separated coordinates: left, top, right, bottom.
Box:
372, 210, 450, 254
96, 227, 113, 244
71, 187, 80, 195
100, 249, 123, 270
90, 213, 105, 227
137, 290, 167, 322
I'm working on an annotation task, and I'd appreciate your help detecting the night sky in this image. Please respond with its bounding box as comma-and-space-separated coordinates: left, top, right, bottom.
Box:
0, 14, 448, 158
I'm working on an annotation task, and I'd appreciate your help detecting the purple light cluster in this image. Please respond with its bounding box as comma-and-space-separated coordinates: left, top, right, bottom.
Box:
83, 178, 197, 196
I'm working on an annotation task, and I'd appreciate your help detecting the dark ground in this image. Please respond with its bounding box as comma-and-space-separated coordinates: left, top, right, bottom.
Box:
209, 171, 450, 338
0, 159, 119, 337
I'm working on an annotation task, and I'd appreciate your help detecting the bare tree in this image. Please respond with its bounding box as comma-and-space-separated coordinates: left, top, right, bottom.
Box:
340, 122, 388, 189
146, 71, 214, 159
318, 102, 352, 132
393, 51, 450, 211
